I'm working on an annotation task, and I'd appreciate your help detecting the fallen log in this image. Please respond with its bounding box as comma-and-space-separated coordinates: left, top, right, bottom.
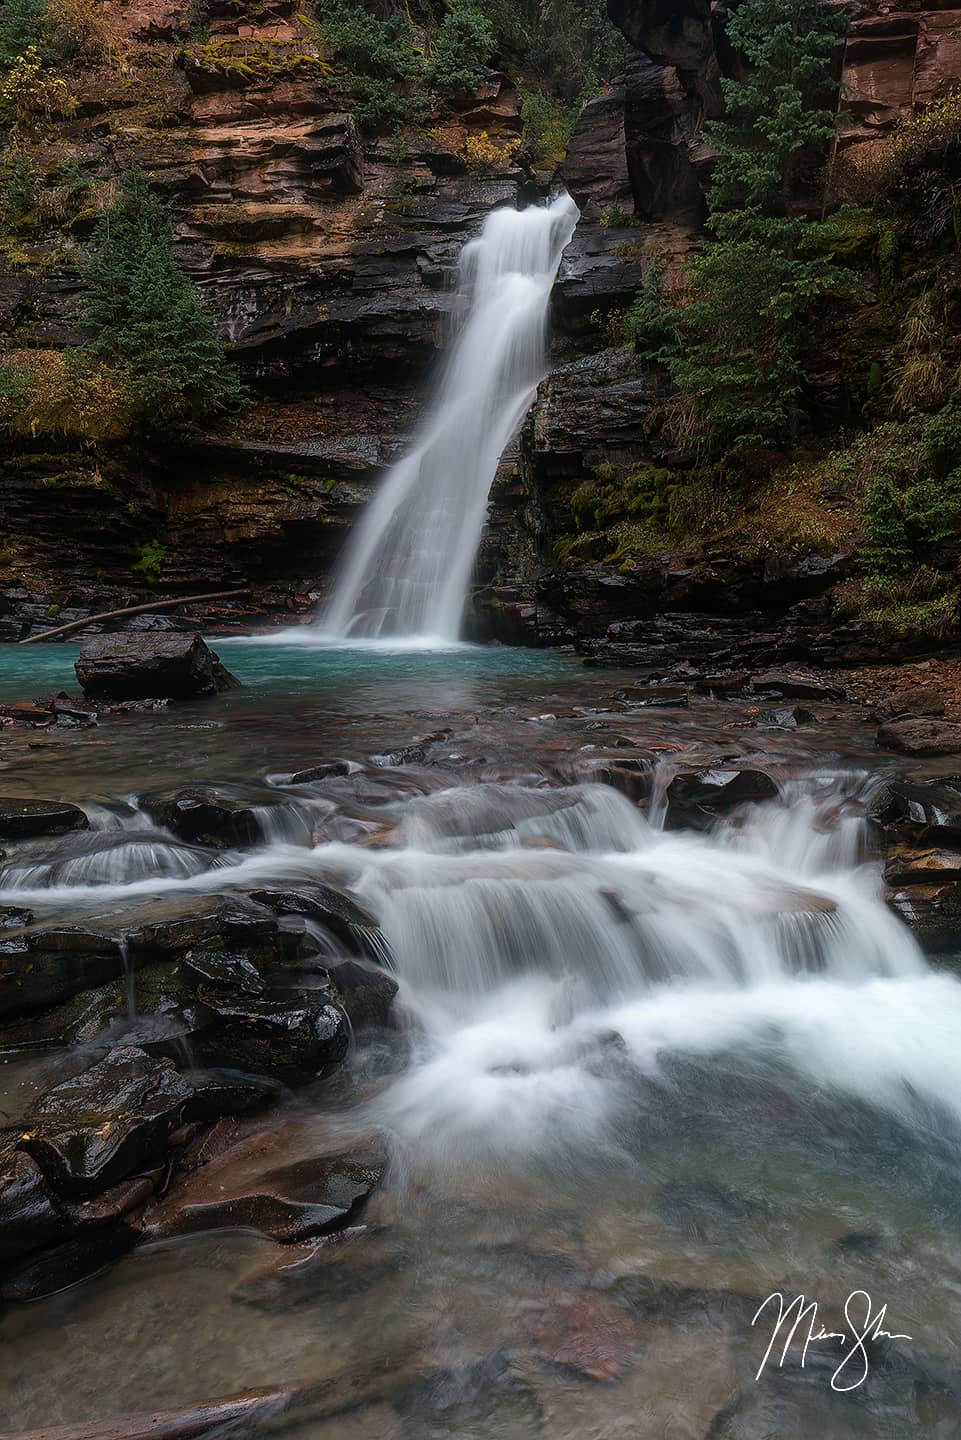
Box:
0, 1345, 428, 1440
0, 1388, 293, 1440
18, 590, 252, 647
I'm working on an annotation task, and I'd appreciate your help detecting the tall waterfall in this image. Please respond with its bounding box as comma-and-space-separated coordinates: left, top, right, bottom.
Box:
321, 194, 580, 643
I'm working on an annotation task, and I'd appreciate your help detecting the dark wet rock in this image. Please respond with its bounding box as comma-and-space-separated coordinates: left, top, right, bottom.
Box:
108, 698, 173, 713
75, 634, 241, 702
876, 687, 946, 721
127, 897, 282, 963
0, 927, 124, 1020
0, 798, 88, 839
0, 981, 126, 1054
145, 1141, 385, 1244
182, 1069, 284, 1123
758, 706, 815, 730
750, 671, 843, 701
611, 684, 689, 709
325, 958, 398, 1029
250, 886, 387, 959
139, 786, 275, 848
22, 1046, 192, 1196
286, 759, 361, 784
891, 882, 961, 951
0, 1141, 65, 1266
181, 947, 266, 995
0, 1214, 142, 1302
0, 905, 32, 928
51, 697, 98, 729
193, 992, 349, 1086
665, 768, 778, 828
694, 671, 752, 696
870, 779, 961, 844
877, 718, 961, 756
232, 1225, 402, 1310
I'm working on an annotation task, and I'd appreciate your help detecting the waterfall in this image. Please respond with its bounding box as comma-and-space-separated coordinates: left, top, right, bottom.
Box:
321, 193, 580, 643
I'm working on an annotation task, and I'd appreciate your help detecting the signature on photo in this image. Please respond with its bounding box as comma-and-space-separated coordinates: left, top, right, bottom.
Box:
752, 1290, 913, 1392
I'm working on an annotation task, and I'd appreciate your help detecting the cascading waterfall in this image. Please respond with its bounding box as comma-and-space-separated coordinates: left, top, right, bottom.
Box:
321, 194, 580, 643
7, 770, 960, 1169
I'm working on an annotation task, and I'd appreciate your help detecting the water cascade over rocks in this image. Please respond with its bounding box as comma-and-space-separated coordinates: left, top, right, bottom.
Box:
3, 769, 946, 1166
320, 194, 580, 643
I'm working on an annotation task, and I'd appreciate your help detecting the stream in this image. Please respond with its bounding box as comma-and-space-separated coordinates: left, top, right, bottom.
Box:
2, 640, 961, 1438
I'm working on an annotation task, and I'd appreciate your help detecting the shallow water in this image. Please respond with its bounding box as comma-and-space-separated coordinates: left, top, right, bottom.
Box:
2, 641, 961, 1439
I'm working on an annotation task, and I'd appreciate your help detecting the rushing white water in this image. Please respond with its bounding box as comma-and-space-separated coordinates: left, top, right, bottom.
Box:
7, 771, 961, 1171
321, 194, 580, 643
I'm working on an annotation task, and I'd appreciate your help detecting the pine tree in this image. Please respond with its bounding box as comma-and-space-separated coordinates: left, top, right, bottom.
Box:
0, 0, 46, 66
667, 0, 850, 460
77, 168, 244, 424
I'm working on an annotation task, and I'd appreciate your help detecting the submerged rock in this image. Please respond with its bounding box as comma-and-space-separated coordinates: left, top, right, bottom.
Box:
75, 634, 241, 702
0, 798, 88, 839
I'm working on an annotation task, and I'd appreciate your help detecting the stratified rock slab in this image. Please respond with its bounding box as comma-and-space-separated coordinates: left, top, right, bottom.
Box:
75, 634, 240, 702
0, 799, 88, 839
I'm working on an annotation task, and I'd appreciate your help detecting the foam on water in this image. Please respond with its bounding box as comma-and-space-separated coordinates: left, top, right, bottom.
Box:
4, 773, 958, 1169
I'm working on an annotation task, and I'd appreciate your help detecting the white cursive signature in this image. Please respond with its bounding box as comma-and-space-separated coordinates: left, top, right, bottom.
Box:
751, 1290, 912, 1392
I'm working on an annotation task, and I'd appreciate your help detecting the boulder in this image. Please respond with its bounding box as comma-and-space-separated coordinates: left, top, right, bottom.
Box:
325, 958, 399, 1029
138, 786, 285, 848
250, 886, 387, 958
758, 706, 815, 730
0, 927, 125, 1020
889, 883, 961, 953
870, 779, 961, 843
193, 992, 349, 1085
665, 767, 778, 828
0, 798, 88, 839
75, 634, 241, 702
0, 1142, 65, 1266
750, 671, 843, 701
21, 1046, 193, 1196
876, 718, 961, 756
877, 686, 946, 720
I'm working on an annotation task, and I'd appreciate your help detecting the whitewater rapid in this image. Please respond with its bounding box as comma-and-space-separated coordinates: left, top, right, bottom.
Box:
4, 772, 960, 1168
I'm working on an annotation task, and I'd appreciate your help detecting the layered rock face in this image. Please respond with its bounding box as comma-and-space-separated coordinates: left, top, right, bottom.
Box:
564, 0, 961, 226
0, 2, 537, 612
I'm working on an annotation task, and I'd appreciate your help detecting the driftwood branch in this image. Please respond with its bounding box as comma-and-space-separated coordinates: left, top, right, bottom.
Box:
18, 589, 252, 646
0, 1345, 428, 1440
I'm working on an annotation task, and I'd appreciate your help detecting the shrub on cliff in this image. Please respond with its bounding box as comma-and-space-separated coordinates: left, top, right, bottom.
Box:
76, 167, 245, 424
427, 0, 494, 97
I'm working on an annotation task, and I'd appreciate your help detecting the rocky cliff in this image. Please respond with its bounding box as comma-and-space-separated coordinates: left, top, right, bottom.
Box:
1, 0, 960, 651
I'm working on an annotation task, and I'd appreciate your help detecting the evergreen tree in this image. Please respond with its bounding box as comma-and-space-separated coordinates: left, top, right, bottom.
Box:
77, 167, 244, 423
666, 0, 850, 460
0, 0, 46, 66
